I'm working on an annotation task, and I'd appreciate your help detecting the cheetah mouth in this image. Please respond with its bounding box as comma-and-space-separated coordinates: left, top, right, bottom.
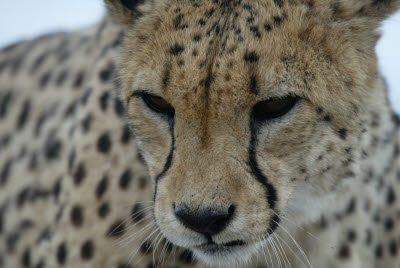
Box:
194, 240, 246, 254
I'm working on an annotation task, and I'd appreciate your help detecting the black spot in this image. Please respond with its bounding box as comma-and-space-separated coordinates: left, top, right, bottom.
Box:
0, 159, 13, 186
39, 71, 52, 88
114, 97, 125, 117
206, 8, 215, 17
170, 44, 185, 55
249, 75, 258, 95
64, 101, 77, 118
30, 52, 48, 74
44, 138, 62, 160
17, 99, 31, 130
81, 240, 95, 260
389, 239, 398, 256
131, 203, 145, 223
55, 205, 65, 222
323, 115, 332, 122
250, 26, 261, 38
17, 188, 30, 207
338, 244, 351, 259
384, 217, 394, 232
107, 221, 126, 237
244, 51, 259, 63
68, 149, 76, 172
28, 152, 38, 171
338, 128, 348, 140
73, 71, 85, 88
21, 247, 31, 267
173, 14, 188, 30
81, 113, 93, 133
274, 16, 283, 25
98, 202, 110, 219
121, 125, 132, 144
345, 198, 356, 215
162, 63, 171, 89
57, 242, 68, 265
247, 17, 255, 24
387, 186, 396, 205
273, 0, 284, 8
53, 178, 62, 200
99, 63, 115, 82
193, 34, 202, 42
73, 162, 85, 186
96, 176, 108, 199
99, 92, 109, 111
199, 19, 206, 26
119, 169, 132, 190
0, 91, 13, 119
70, 205, 84, 227
6, 233, 20, 253
56, 70, 68, 87
375, 244, 383, 258
347, 229, 357, 242
80, 88, 92, 105
97, 133, 112, 154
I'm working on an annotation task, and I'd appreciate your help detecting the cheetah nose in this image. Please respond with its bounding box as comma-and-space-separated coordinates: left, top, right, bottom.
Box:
174, 204, 235, 236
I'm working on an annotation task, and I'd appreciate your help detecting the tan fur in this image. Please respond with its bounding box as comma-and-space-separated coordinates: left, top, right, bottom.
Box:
0, 0, 399, 267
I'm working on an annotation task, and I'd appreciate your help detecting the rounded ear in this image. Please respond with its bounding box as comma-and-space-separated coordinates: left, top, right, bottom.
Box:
104, 0, 152, 25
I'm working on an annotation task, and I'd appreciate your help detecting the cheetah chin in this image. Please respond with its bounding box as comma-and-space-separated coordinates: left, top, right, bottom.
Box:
191, 241, 260, 266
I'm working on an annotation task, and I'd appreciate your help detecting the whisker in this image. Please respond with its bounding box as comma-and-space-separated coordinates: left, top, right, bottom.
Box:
273, 233, 292, 268
271, 219, 313, 268
269, 232, 282, 268
114, 214, 154, 247
263, 237, 274, 268
259, 238, 273, 268
108, 205, 154, 241
271, 210, 322, 243
125, 226, 159, 267
275, 233, 309, 268
151, 232, 163, 267
117, 220, 156, 247
153, 233, 166, 268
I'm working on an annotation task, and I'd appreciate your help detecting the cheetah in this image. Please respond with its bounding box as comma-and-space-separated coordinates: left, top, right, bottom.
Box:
1, 0, 400, 267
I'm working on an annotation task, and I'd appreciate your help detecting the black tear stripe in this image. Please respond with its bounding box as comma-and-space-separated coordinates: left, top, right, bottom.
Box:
248, 114, 280, 234
153, 118, 176, 201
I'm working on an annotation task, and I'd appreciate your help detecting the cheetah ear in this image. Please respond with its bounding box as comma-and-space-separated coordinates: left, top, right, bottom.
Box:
333, 0, 400, 21
104, 0, 153, 25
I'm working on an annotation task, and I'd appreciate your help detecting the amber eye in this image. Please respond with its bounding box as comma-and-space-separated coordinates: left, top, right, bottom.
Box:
141, 93, 174, 116
252, 96, 300, 121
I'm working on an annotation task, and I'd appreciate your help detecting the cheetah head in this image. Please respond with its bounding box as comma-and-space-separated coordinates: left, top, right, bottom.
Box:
106, 0, 400, 265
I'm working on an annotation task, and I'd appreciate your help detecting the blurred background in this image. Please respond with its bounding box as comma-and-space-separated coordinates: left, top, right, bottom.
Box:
0, 1, 399, 112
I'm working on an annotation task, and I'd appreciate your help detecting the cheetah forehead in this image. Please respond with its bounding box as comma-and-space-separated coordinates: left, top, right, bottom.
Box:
118, 0, 397, 111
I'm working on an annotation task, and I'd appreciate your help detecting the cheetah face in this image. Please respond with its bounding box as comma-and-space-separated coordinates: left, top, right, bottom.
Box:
107, 0, 400, 265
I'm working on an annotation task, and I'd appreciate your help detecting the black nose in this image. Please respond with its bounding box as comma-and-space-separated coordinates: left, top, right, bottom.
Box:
174, 204, 235, 236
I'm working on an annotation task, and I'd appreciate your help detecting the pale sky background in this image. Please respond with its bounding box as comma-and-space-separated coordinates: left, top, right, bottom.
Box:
0, 1, 399, 112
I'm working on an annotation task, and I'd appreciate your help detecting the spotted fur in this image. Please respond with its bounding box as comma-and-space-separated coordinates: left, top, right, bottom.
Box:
0, 0, 400, 267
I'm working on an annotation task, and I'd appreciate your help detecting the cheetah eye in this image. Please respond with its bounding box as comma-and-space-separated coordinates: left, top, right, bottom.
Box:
252, 96, 300, 121
141, 93, 175, 117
